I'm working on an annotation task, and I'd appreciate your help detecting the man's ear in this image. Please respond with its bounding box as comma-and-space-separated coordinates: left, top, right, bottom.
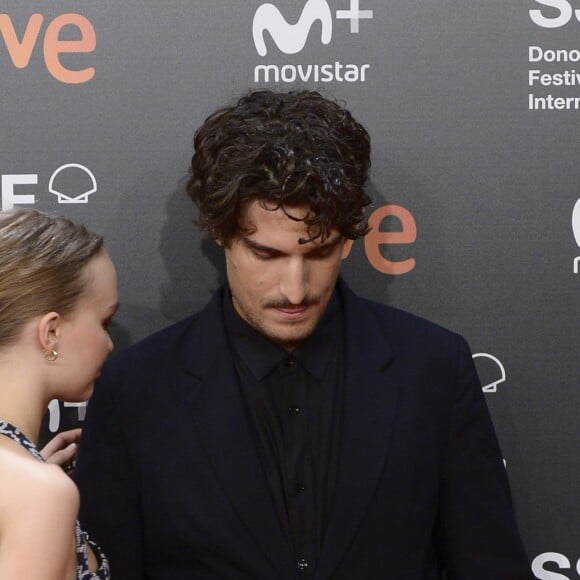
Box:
341, 239, 354, 260
37, 312, 62, 351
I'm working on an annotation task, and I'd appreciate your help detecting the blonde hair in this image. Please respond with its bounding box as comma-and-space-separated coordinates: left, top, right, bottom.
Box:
0, 208, 104, 348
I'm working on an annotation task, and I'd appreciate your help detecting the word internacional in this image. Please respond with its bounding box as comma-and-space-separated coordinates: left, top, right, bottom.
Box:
0, 12, 95, 83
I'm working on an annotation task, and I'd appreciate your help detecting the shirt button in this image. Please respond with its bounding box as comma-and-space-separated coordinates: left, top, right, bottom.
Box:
285, 358, 295, 367
297, 559, 309, 572
288, 406, 300, 416
295, 482, 305, 493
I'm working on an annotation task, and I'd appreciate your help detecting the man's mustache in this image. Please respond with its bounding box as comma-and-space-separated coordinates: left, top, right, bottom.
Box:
264, 296, 319, 309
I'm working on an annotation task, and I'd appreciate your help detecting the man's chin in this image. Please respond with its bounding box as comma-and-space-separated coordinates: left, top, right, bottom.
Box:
263, 320, 317, 350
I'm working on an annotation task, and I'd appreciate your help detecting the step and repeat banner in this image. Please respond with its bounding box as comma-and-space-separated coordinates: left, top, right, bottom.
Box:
1, 1, 578, 577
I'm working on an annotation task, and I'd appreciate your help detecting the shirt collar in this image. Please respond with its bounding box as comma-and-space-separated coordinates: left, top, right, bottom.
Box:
223, 289, 341, 381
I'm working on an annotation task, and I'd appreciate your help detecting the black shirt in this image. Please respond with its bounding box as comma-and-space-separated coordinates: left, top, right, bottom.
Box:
223, 290, 344, 577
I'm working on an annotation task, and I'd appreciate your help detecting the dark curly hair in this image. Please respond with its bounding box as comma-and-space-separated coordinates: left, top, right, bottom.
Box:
187, 90, 371, 245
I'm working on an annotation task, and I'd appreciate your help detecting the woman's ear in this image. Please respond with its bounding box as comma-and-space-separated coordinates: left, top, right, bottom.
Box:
37, 312, 62, 351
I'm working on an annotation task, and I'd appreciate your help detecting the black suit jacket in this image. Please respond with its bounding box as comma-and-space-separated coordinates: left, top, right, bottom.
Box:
75, 281, 532, 579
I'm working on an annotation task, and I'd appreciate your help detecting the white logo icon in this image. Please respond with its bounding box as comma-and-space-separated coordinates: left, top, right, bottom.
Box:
573, 198, 580, 247
472, 353, 506, 393
48, 163, 97, 204
253, 0, 332, 56
336, 0, 374, 33
253, 0, 373, 56
47, 399, 88, 433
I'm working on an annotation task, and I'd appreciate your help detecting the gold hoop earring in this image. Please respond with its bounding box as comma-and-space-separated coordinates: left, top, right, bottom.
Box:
45, 349, 58, 362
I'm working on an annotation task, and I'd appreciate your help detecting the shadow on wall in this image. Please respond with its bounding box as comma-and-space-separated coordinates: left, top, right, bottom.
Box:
158, 173, 226, 323
340, 179, 396, 304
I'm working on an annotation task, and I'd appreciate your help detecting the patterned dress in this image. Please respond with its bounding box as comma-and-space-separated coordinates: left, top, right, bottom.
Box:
0, 419, 111, 579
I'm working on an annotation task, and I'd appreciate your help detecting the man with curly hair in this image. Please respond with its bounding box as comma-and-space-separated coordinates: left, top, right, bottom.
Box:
76, 90, 532, 579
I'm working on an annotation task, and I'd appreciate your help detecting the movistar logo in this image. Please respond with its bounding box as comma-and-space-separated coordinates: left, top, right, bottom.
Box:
253, 0, 333, 56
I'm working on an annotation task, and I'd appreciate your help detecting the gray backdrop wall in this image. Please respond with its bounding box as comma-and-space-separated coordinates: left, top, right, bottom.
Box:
1, 1, 579, 577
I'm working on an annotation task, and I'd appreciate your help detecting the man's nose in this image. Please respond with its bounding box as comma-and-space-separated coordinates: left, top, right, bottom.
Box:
279, 258, 309, 304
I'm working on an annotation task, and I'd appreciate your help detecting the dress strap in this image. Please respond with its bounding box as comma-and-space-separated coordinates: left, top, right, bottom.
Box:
0, 419, 111, 578
0, 419, 44, 461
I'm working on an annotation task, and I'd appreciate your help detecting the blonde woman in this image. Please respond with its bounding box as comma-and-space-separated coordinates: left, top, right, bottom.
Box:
0, 209, 116, 579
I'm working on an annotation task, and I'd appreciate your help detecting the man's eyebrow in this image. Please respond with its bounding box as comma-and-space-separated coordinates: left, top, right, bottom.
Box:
241, 238, 282, 254
241, 235, 342, 254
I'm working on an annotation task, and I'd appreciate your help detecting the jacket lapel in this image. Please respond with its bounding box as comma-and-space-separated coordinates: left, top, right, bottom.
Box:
316, 281, 399, 580
175, 291, 296, 580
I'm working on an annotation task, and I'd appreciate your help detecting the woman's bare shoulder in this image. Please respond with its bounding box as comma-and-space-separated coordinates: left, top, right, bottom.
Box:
0, 448, 79, 521
0, 449, 79, 578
